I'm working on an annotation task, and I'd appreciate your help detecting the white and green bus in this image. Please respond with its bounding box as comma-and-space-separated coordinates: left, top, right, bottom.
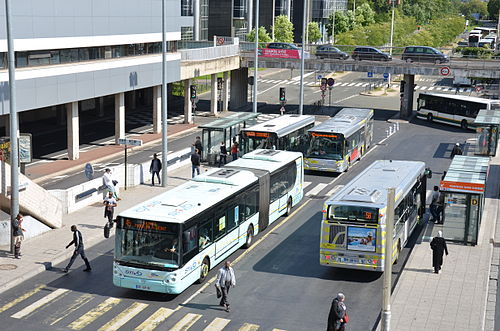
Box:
114, 149, 304, 294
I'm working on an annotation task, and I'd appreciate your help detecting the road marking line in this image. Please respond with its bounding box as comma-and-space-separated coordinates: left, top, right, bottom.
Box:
303, 181, 312, 189
355, 82, 363, 87
135, 307, 174, 331
420, 86, 427, 90
98, 302, 148, 331
239, 323, 260, 331
306, 183, 328, 196
340, 82, 349, 86
362, 83, 369, 87
326, 185, 344, 197
67, 297, 121, 330
203, 317, 231, 330
347, 82, 356, 86
427, 86, 435, 90
11, 288, 69, 319
435, 87, 442, 90
272, 329, 287, 331
48, 293, 94, 325
0, 284, 45, 314
169, 313, 202, 331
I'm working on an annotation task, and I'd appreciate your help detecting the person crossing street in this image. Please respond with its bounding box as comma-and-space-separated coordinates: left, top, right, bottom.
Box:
215, 260, 236, 312
63, 225, 91, 273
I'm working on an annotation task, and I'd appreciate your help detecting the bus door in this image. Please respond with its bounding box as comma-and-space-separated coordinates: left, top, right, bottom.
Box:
258, 173, 271, 231
214, 203, 240, 259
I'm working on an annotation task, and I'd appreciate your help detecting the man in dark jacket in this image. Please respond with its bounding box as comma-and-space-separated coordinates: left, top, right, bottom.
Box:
63, 225, 91, 273
12, 214, 26, 259
149, 153, 162, 186
450, 143, 463, 158
327, 293, 347, 331
191, 149, 201, 178
194, 136, 203, 158
219, 142, 228, 167
430, 230, 448, 274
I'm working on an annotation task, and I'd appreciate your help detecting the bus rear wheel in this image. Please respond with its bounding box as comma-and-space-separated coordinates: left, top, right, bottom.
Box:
461, 120, 468, 130
244, 226, 254, 248
197, 257, 210, 284
285, 198, 293, 216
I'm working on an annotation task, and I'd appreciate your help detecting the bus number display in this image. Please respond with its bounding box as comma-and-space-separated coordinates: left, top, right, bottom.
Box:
311, 132, 338, 138
363, 211, 374, 220
245, 131, 271, 138
124, 219, 169, 232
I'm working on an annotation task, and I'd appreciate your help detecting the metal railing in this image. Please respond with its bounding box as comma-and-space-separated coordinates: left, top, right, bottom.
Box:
180, 44, 239, 61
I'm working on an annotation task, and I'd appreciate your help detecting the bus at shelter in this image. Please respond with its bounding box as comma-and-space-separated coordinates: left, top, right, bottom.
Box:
113, 149, 304, 294
240, 114, 315, 154
319, 160, 427, 271
304, 108, 373, 173
417, 93, 500, 130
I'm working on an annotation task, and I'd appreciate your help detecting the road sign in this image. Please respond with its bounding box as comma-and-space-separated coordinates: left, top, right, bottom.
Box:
475, 86, 483, 92
19, 133, 32, 163
84, 163, 94, 180
317, 74, 322, 80
320, 84, 327, 91
327, 78, 335, 87
439, 66, 451, 76
280, 107, 285, 115
368, 72, 373, 78
216, 37, 225, 46
118, 138, 143, 147
383, 73, 389, 79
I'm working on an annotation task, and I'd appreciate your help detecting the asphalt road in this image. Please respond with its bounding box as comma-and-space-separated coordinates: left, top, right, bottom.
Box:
0, 108, 476, 330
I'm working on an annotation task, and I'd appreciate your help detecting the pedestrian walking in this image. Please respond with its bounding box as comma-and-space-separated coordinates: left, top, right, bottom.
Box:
450, 143, 463, 158
103, 191, 117, 225
429, 186, 440, 223
194, 136, 203, 158
102, 168, 120, 200
430, 230, 448, 274
327, 293, 348, 331
215, 260, 236, 312
63, 225, 92, 273
12, 214, 26, 259
149, 153, 162, 186
231, 139, 239, 161
219, 142, 228, 167
191, 148, 201, 178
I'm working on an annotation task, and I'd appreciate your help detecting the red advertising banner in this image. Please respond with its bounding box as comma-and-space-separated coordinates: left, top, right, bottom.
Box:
258, 48, 301, 59
440, 180, 485, 193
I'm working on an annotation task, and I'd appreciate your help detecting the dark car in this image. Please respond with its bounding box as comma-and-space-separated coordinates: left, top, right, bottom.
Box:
351, 46, 392, 61
267, 42, 300, 50
402, 46, 449, 64
315, 45, 349, 60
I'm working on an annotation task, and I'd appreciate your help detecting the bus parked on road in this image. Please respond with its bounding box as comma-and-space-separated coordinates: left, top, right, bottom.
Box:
417, 93, 500, 129
319, 160, 427, 271
240, 114, 315, 153
113, 149, 304, 294
304, 108, 373, 173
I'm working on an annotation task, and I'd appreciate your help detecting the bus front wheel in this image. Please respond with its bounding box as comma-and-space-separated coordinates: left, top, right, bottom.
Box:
244, 226, 254, 248
197, 257, 210, 284
285, 198, 293, 216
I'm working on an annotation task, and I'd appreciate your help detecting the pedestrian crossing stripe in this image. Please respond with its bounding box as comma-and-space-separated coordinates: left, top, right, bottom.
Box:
0, 284, 45, 314
135, 307, 174, 331
204, 317, 231, 330
98, 302, 149, 331
67, 297, 121, 330
47, 293, 94, 325
170, 313, 202, 331
11, 288, 69, 319
239, 323, 260, 331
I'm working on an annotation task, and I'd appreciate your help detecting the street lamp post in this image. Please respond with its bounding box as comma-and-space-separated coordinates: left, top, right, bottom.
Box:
253, 0, 260, 113
161, 0, 168, 187
382, 187, 396, 331
299, 0, 307, 115
389, 0, 395, 56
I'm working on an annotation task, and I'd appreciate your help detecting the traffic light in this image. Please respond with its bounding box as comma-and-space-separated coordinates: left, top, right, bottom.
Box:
400, 80, 406, 93
248, 76, 254, 86
279, 87, 286, 102
321, 78, 327, 87
190, 85, 197, 99
217, 77, 223, 90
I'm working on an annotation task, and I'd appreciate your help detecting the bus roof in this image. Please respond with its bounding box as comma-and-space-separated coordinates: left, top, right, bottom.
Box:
225, 149, 302, 173
308, 108, 373, 137
118, 168, 258, 224
418, 92, 499, 105
325, 160, 425, 209
241, 114, 315, 137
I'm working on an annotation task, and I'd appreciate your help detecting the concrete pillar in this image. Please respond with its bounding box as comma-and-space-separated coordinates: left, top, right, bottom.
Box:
247, 0, 253, 33
222, 72, 230, 112
230, 67, 249, 110
184, 79, 193, 124
153, 86, 162, 133
66, 101, 79, 160
193, 0, 200, 41
210, 74, 218, 115
401, 74, 415, 119
98, 97, 105, 117
115, 92, 125, 144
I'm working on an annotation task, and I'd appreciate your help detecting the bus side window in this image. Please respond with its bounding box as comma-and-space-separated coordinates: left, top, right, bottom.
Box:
199, 220, 213, 250
182, 225, 198, 262
214, 215, 227, 240
227, 204, 239, 231
245, 185, 259, 218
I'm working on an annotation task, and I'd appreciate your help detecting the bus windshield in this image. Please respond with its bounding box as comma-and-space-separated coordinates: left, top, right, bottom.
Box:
306, 134, 344, 160
115, 218, 181, 270
243, 132, 277, 152
328, 205, 379, 223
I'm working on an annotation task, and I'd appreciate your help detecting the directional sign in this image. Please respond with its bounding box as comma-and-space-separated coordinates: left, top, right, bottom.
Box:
383, 73, 389, 79
439, 66, 451, 76
118, 138, 143, 147
317, 74, 322, 80
84, 163, 94, 180
367, 72, 373, 78
327, 78, 335, 87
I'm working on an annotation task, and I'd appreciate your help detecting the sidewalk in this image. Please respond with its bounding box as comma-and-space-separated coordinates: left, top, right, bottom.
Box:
0, 163, 202, 294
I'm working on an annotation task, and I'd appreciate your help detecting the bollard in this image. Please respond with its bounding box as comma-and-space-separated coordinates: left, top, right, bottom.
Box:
389, 126, 393, 136
396, 122, 400, 131
386, 129, 389, 137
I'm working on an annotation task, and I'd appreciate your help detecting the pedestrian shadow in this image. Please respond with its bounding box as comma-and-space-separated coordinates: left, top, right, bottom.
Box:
179, 303, 224, 312
404, 267, 434, 274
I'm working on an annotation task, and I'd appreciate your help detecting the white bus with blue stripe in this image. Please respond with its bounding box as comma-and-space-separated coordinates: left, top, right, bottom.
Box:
113, 149, 304, 294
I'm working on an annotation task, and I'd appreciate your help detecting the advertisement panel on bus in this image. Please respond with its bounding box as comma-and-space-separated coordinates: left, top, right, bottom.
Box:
258, 48, 301, 59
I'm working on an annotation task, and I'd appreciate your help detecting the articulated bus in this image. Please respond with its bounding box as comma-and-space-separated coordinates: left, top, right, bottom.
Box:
240, 114, 315, 154
320, 160, 427, 271
417, 93, 500, 130
114, 149, 303, 294
304, 108, 374, 173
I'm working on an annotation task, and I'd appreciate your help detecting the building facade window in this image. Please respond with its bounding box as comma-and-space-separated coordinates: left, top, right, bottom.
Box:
181, 26, 194, 40
200, 0, 209, 40
181, 0, 193, 16
233, 0, 247, 19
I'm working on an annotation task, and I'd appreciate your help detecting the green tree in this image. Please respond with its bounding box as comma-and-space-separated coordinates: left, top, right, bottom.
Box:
307, 22, 322, 43
460, 0, 488, 19
487, 0, 500, 19
355, 3, 376, 26
246, 26, 272, 43
273, 15, 294, 42
326, 11, 350, 37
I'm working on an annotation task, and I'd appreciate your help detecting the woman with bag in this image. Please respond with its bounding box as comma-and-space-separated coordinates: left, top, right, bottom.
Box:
102, 168, 121, 200
327, 293, 348, 331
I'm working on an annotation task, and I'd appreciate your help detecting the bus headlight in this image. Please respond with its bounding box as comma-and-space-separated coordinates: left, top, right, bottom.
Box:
164, 273, 177, 284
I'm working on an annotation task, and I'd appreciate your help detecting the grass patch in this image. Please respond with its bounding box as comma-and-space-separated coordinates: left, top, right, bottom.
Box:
373, 87, 384, 92
387, 88, 397, 92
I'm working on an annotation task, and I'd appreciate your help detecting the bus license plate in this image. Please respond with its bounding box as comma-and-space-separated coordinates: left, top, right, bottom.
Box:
135, 285, 150, 290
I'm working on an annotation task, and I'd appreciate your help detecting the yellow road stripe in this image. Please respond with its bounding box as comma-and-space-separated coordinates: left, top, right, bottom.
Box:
48, 293, 94, 325
67, 297, 121, 330
134, 307, 174, 331
169, 313, 202, 331
203, 317, 231, 330
11, 288, 69, 319
0, 284, 45, 314
238, 323, 260, 331
98, 302, 148, 331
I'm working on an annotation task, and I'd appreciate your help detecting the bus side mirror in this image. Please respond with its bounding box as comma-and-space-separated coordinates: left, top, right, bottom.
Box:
424, 168, 432, 178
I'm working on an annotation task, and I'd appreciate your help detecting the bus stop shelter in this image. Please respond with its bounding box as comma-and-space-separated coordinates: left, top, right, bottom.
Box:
440, 155, 489, 245
473, 109, 500, 156
199, 112, 260, 164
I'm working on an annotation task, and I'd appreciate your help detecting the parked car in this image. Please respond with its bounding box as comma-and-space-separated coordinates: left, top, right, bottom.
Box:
351, 47, 392, 61
402, 46, 449, 64
315, 45, 349, 60
267, 42, 300, 50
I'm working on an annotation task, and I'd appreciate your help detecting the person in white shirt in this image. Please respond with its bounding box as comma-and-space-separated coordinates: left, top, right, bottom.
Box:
102, 168, 120, 200
103, 192, 117, 224
215, 260, 236, 312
